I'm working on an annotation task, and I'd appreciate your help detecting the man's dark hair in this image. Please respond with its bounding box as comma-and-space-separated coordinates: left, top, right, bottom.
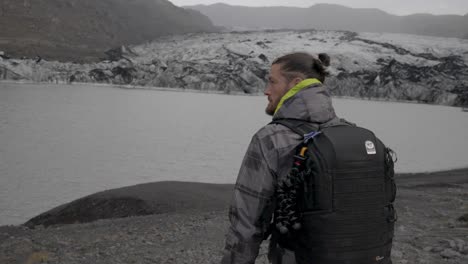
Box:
273, 52, 330, 83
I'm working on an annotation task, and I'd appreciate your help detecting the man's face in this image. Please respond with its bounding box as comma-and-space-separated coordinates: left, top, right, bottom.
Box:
264, 63, 297, 116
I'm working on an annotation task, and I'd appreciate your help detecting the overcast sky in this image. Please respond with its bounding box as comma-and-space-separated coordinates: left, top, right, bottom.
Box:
170, 0, 468, 16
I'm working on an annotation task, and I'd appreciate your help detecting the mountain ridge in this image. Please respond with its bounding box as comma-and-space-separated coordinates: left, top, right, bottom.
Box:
185, 3, 468, 39
0, 0, 218, 62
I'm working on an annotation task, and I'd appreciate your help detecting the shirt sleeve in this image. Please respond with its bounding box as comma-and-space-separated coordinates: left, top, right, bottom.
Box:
221, 134, 277, 264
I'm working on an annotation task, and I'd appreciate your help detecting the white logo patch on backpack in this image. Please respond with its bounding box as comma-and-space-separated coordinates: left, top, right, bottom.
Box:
365, 140, 376, 155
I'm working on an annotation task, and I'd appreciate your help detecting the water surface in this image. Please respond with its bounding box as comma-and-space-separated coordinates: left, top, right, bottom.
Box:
1, 82, 467, 225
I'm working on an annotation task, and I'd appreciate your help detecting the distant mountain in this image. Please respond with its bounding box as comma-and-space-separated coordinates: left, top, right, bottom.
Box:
185, 3, 468, 39
0, 0, 218, 62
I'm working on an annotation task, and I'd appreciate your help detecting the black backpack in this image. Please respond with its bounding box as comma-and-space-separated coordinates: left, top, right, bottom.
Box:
270, 118, 397, 264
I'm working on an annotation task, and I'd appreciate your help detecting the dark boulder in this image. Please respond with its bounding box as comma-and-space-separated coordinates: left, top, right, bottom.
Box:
89, 69, 111, 82
112, 66, 137, 84
452, 85, 468, 107
0, 66, 24, 80
68, 71, 89, 83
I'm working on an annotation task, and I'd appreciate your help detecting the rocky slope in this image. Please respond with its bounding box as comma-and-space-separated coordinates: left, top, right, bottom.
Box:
1, 30, 467, 106
1, 169, 467, 264
0, 0, 217, 62
23, 182, 232, 228
186, 3, 468, 39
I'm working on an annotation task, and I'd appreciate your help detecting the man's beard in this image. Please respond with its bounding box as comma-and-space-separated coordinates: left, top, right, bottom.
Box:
265, 84, 290, 116
265, 100, 277, 116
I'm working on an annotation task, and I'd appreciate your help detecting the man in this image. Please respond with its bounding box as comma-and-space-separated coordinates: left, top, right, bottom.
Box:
221, 52, 336, 264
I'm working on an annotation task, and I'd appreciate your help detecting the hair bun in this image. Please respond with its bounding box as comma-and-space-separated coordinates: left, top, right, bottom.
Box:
318, 53, 330, 67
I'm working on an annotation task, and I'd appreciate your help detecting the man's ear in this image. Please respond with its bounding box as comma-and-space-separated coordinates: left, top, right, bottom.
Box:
292, 77, 303, 86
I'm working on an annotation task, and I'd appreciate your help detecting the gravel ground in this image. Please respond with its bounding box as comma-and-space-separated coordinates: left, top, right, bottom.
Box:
392, 183, 467, 264
1, 171, 467, 264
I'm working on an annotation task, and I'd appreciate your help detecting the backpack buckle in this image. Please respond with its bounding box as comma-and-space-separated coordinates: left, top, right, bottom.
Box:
386, 204, 398, 223
304, 131, 321, 143
293, 146, 308, 168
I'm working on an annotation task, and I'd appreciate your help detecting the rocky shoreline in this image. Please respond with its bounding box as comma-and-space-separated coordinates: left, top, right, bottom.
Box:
1, 169, 467, 264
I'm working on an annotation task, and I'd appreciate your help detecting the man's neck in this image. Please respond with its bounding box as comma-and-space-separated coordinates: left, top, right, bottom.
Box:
274, 78, 322, 115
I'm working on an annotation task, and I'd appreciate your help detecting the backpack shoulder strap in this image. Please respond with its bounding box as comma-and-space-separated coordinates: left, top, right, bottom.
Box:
270, 117, 355, 137
270, 119, 319, 137
320, 117, 356, 129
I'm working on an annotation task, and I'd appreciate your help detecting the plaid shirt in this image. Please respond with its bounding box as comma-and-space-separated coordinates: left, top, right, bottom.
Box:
221, 83, 337, 264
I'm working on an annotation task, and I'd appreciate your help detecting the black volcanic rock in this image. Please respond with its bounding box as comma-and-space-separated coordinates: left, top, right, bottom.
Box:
331, 55, 468, 105
0, 0, 218, 62
112, 66, 137, 84
0, 65, 24, 80
24, 182, 232, 228
352, 38, 439, 60
452, 86, 468, 107
89, 69, 111, 83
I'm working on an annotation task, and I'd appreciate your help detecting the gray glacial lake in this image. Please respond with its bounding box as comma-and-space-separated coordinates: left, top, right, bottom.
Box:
1, 82, 468, 225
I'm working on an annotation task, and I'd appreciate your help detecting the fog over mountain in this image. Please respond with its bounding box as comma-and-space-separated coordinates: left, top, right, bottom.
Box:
185, 3, 468, 39
0, 0, 218, 62
173, 0, 468, 16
